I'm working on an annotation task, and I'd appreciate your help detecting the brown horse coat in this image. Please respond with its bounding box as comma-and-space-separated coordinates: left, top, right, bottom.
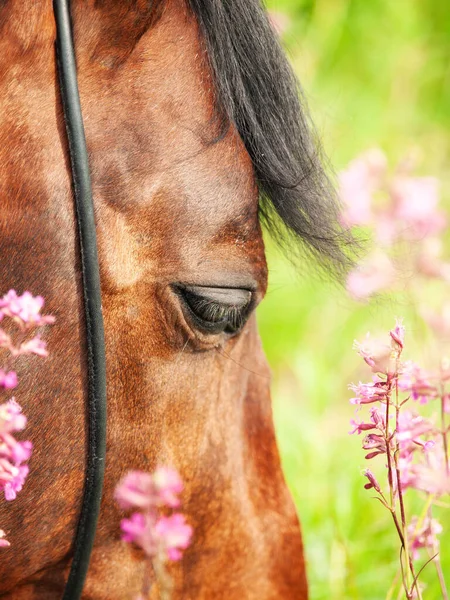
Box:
0, 0, 350, 597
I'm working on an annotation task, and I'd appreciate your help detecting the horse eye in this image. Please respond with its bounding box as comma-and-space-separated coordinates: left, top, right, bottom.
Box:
175, 285, 254, 335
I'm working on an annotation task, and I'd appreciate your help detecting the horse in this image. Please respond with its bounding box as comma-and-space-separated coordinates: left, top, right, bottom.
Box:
0, 0, 350, 597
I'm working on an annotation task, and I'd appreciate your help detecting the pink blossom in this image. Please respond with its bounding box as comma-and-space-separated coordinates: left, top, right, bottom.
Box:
398, 361, 437, 404
0, 290, 55, 328
391, 176, 445, 239
389, 318, 404, 349
421, 303, 450, 340
346, 251, 395, 300
120, 512, 148, 544
374, 213, 398, 246
416, 238, 450, 282
155, 514, 193, 561
115, 467, 184, 511
349, 380, 389, 405
400, 442, 450, 495
363, 469, 382, 493
407, 515, 442, 560
152, 467, 183, 508
0, 371, 17, 390
3, 465, 29, 501
19, 337, 48, 357
397, 411, 434, 462
397, 411, 434, 445
349, 419, 376, 435
0, 400, 27, 433
115, 471, 155, 510
444, 394, 450, 414
0, 401, 31, 501
0, 530, 10, 548
353, 334, 395, 374
362, 433, 387, 459
339, 149, 387, 226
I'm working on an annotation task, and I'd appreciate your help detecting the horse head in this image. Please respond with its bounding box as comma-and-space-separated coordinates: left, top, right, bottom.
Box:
0, 0, 349, 597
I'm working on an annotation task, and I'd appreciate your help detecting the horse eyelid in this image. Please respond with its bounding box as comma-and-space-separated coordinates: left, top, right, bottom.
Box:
173, 285, 254, 335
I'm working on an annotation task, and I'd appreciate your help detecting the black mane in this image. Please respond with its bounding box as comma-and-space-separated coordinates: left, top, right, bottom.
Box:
187, 0, 354, 276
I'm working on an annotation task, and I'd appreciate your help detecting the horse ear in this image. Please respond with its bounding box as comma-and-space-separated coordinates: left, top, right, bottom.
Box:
72, 0, 164, 68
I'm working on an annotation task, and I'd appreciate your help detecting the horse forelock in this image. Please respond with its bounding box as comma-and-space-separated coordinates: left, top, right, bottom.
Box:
159, 0, 352, 276
74, 0, 355, 276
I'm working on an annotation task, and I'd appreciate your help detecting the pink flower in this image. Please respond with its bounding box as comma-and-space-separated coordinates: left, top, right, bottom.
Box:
389, 318, 404, 349
407, 515, 442, 560
339, 149, 387, 226
0, 400, 27, 433
0, 530, 10, 548
363, 469, 382, 493
391, 176, 445, 239
362, 433, 387, 459
349, 380, 388, 405
120, 512, 148, 544
115, 467, 184, 511
155, 514, 193, 561
353, 334, 395, 374
0, 371, 17, 390
399, 441, 450, 495
115, 471, 155, 510
3, 465, 29, 501
444, 394, 450, 414
416, 238, 450, 282
19, 337, 48, 357
398, 362, 437, 404
152, 467, 183, 508
421, 303, 450, 340
349, 419, 376, 434
0, 290, 55, 328
346, 251, 395, 300
397, 411, 434, 449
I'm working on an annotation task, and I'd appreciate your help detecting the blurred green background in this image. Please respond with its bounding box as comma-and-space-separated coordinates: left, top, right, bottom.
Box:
259, 1, 450, 598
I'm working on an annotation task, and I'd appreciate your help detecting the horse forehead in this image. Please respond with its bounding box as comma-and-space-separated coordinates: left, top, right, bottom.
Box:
80, 1, 261, 253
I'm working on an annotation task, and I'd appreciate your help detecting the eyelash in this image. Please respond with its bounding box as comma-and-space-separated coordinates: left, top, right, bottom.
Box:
177, 288, 252, 335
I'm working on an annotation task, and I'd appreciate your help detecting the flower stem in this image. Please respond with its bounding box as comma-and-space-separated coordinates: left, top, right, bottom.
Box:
440, 382, 449, 476
433, 554, 449, 600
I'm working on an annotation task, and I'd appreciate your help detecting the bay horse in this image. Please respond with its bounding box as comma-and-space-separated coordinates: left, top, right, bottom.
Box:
0, 0, 350, 597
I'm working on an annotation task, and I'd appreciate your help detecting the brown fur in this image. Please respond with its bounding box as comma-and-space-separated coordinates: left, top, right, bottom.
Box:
0, 1, 308, 597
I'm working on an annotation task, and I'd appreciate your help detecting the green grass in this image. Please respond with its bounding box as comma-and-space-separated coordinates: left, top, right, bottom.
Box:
259, 1, 450, 597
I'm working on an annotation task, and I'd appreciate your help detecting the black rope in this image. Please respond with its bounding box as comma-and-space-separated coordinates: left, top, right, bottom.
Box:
53, 1, 107, 598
